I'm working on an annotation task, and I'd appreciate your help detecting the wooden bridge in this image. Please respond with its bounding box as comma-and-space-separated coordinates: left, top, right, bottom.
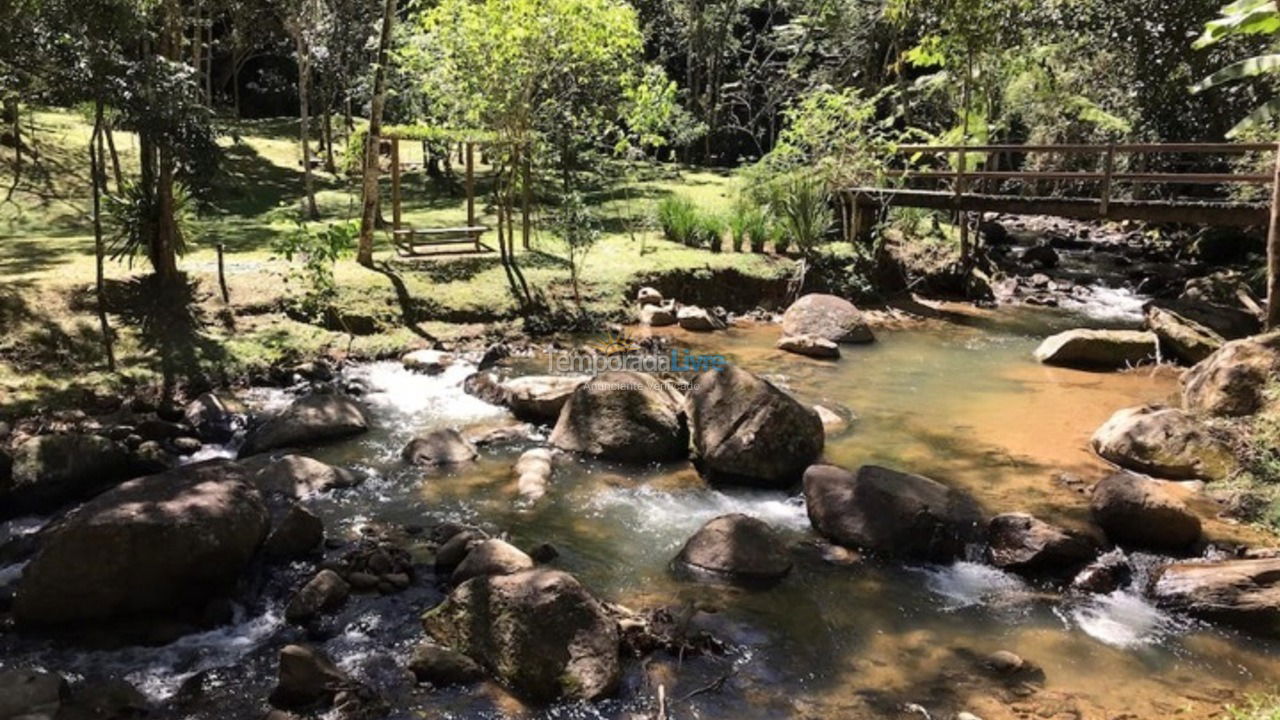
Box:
845, 142, 1276, 237
843, 141, 1280, 326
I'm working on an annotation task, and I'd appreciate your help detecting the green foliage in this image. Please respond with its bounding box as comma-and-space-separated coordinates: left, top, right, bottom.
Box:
772, 177, 832, 257
552, 191, 601, 306
272, 220, 358, 320
657, 196, 699, 246
1195, 0, 1280, 48
105, 180, 195, 268
1194, 0, 1280, 136
694, 212, 725, 252
1226, 692, 1280, 720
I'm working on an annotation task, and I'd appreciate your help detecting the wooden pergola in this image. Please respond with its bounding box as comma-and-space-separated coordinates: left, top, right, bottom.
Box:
381, 125, 532, 255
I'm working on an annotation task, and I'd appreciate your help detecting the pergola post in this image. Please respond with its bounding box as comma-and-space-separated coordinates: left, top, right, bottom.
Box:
391, 137, 402, 231
465, 141, 475, 228
1267, 142, 1280, 330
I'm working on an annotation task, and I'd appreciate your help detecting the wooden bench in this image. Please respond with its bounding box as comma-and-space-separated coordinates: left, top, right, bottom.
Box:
392, 225, 489, 255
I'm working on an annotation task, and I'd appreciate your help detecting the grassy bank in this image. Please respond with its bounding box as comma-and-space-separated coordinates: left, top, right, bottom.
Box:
0, 109, 793, 413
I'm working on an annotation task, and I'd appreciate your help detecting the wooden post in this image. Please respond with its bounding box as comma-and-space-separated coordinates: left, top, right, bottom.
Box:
522, 144, 532, 250
391, 137, 402, 231
956, 147, 969, 262
1267, 142, 1280, 330
466, 141, 477, 250
217, 242, 230, 303
1100, 144, 1115, 218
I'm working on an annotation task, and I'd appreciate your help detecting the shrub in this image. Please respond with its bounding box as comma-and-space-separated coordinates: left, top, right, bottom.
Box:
726, 202, 758, 252
773, 176, 832, 257
693, 212, 724, 251
657, 196, 698, 246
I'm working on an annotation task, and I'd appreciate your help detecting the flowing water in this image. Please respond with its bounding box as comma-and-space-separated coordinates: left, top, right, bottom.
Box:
3, 295, 1280, 719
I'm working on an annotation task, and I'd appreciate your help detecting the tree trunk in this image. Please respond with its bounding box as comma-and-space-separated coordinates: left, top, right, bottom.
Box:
105, 119, 123, 190
296, 32, 319, 220
233, 62, 242, 118
90, 101, 116, 371
1267, 143, 1280, 329
357, 0, 397, 266
323, 107, 336, 174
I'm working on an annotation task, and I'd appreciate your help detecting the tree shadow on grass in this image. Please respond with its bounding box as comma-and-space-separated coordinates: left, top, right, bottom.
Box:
0, 282, 106, 375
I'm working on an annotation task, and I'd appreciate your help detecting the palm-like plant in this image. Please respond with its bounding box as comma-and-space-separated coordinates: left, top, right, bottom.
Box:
1191, 0, 1280, 137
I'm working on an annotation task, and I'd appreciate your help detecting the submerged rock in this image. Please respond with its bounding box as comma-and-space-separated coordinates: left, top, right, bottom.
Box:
402, 429, 478, 466
239, 394, 369, 458
514, 448, 553, 502
3, 433, 131, 518
1183, 331, 1280, 417
776, 334, 840, 359
1033, 329, 1158, 369
1070, 551, 1133, 594
1149, 557, 1280, 634
451, 538, 534, 584
422, 569, 620, 702
813, 405, 849, 436
985, 513, 1097, 578
781, 293, 874, 343
402, 349, 454, 375
673, 513, 791, 586
503, 375, 588, 423
803, 464, 982, 562
463, 371, 507, 406
676, 305, 724, 332
1090, 405, 1234, 481
685, 366, 823, 488
549, 371, 688, 462
14, 460, 269, 628
1089, 472, 1201, 553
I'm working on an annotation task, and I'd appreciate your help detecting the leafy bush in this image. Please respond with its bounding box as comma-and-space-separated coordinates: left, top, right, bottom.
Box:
273, 220, 358, 320
773, 177, 832, 256
747, 210, 773, 253
727, 201, 763, 252
656, 196, 699, 246
105, 180, 196, 268
696, 213, 725, 252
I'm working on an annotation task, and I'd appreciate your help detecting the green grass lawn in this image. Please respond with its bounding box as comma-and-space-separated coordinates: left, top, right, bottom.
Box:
0, 108, 791, 411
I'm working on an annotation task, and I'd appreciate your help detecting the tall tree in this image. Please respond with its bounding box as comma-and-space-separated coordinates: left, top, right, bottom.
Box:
356, 0, 396, 266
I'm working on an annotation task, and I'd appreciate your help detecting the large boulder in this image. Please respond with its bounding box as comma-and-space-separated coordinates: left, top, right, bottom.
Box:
402, 429, 478, 466
421, 569, 620, 702
1033, 329, 1159, 369
1149, 558, 1280, 634
985, 513, 1097, 578
239, 394, 368, 457
685, 366, 822, 488
1183, 331, 1280, 417
3, 433, 131, 517
1090, 405, 1234, 481
0, 669, 67, 720
250, 455, 362, 499
14, 460, 269, 627
1089, 472, 1201, 553
184, 392, 249, 443
502, 376, 588, 423
402, 349, 454, 375
549, 372, 688, 463
776, 334, 840, 359
1153, 298, 1260, 341
673, 513, 792, 586
1143, 305, 1224, 365
803, 464, 982, 562
781, 294, 874, 344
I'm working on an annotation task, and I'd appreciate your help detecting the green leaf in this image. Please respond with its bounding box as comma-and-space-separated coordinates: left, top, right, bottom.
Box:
1192, 53, 1280, 92
1193, 0, 1280, 49
1227, 96, 1280, 137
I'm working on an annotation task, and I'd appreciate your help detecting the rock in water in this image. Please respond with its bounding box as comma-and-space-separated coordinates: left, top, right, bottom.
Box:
673, 513, 791, 586
514, 448, 553, 501
1090, 405, 1234, 481
1149, 558, 1280, 634
451, 539, 535, 584
502, 375, 588, 423
803, 464, 982, 562
402, 349, 454, 375
402, 429, 478, 466
422, 569, 620, 702
1183, 331, 1280, 417
3, 433, 131, 518
636, 286, 664, 306
676, 305, 724, 332
776, 334, 840, 359
639, 303, 677, 327
813, 405, 848, 436
184, 391, 249, 443
409, 643, 485, 686
285, 569, 350, 624
264, 505, 325, 558
14, 460, 269, 627
0, 668, 67, 719
549, 371, 688, 462
1089, 472, 1201, 553
239, 394, 368, 457
250, 455, 362, 499
985, 513, 1097, 578
1020, 244, 1059, 269
1033, 329, 1158, 369
781, 293, 874, 343
685, 366, 822, 487
269, 644, 351, 710
1143, 305, 1223, 365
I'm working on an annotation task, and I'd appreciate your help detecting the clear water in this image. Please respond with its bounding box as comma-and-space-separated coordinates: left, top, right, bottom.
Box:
3, 299, 1278, 719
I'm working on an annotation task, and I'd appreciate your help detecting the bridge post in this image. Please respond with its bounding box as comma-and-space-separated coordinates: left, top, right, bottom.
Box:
852, 198, 877, 245
1267, 142, 1280, 330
